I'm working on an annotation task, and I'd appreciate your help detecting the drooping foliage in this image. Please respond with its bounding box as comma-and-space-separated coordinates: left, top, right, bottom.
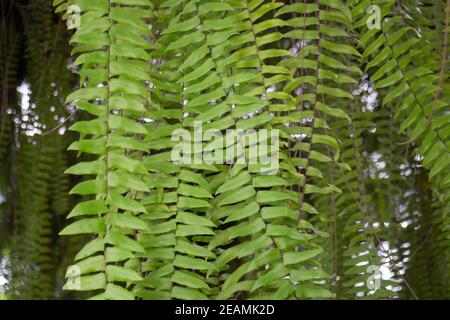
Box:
0, 0, 448, 300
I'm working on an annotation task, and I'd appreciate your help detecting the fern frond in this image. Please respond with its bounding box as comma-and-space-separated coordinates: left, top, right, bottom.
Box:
61, 0, 155, 300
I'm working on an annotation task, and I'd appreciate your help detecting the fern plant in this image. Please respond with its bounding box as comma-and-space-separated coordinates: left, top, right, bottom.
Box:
0, 0, 448, 300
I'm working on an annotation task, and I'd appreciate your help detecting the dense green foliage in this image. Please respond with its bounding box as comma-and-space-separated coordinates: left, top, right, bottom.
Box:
0, 0, 448, 300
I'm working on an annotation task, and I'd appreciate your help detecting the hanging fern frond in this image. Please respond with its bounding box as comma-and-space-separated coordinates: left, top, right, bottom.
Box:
355, 0, 449, 204
60, 0, 155, 300
352, 0, 450, 299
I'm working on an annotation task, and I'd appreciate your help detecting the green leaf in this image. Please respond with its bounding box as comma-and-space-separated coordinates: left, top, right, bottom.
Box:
312, 134, 340, 161
106, 230, 146, 253
67, 256, 104, 276
174, 255, 216, 271
70, 179, 105, 195
219, 185, 256, 206
106, 265, 143, 282
107, 213, 149, 231
108, 191, 148, 213
283, 248, 323, 265
178, 183, 213, 198
171, 270, 209, 289
171, 286, 209, 300
63, 273, 106, 291
104, 283, 135, 300
178, 196, 213, 209
66, 87, 107, 102
224, 201, 260, 223
60, 218, 105, 235
252, 264, 289, 292
68, 200, 108, 218
75, 238, 105, 261
290, 268, 329, 281
106, 247, 134, 263
296, 285, 332, 299
198, 2, 233, 15
216, 171, 251, 194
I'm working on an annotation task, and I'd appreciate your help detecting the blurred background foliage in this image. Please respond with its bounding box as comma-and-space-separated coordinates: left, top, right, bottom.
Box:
1, 0, 79, 299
